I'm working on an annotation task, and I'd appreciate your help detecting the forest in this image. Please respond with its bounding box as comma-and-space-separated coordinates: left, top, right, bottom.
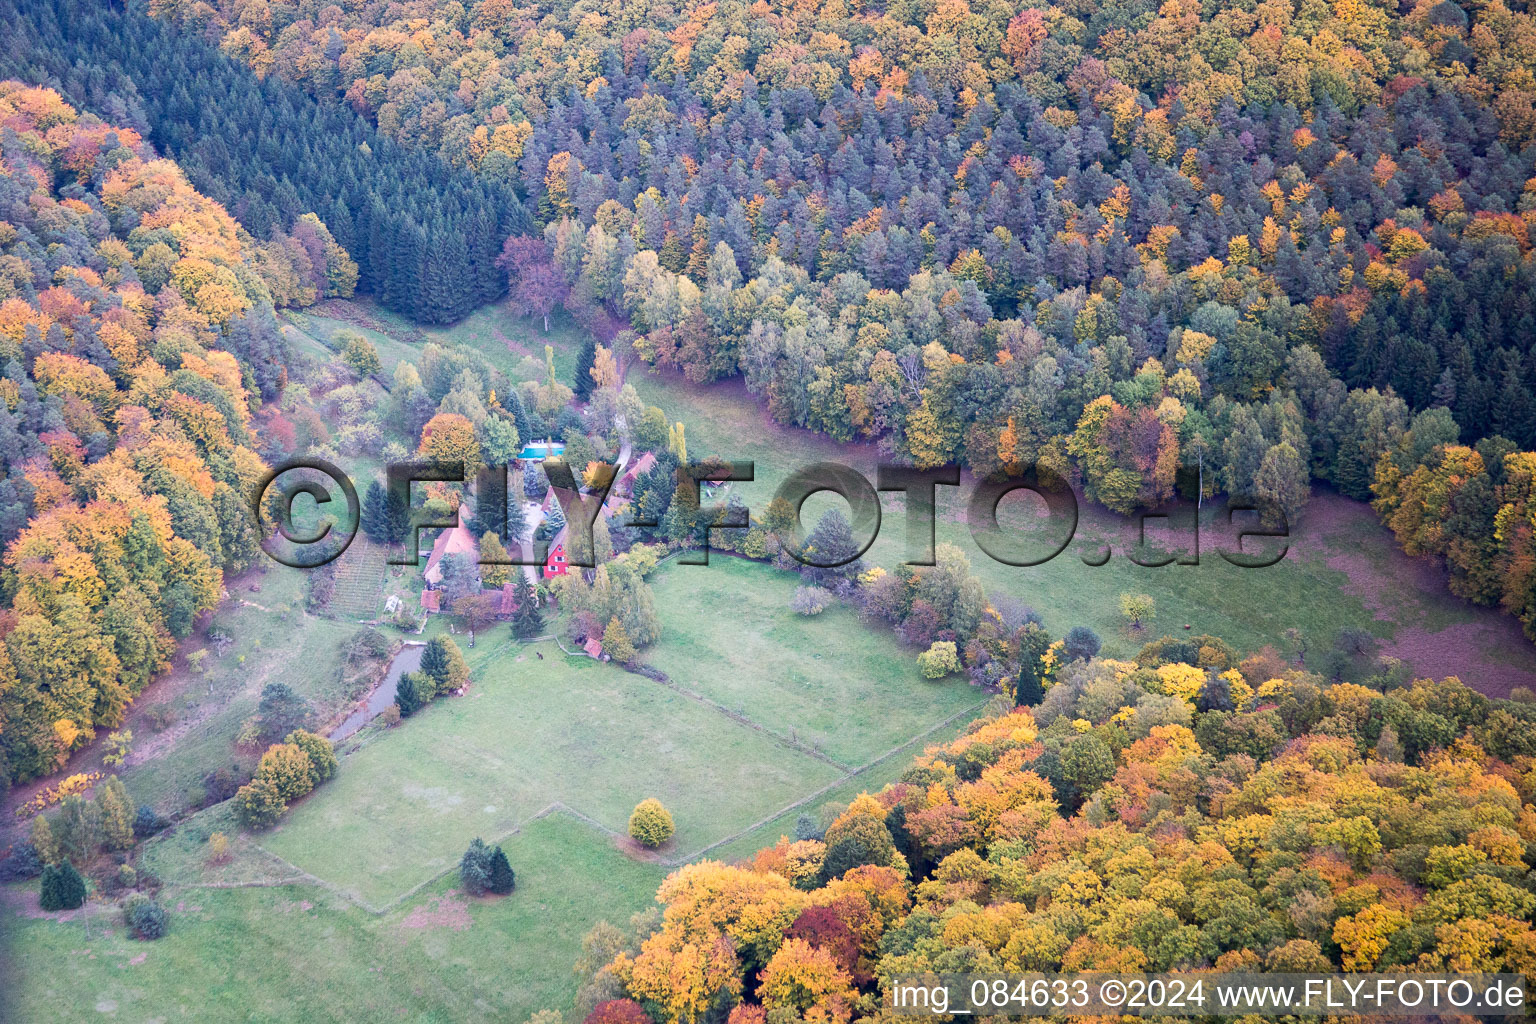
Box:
91, 0, 1536, 639
0, 82, 352, 790
573, 641, 1536, 1024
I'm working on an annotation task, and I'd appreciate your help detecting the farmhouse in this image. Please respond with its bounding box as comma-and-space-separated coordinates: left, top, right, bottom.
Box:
423, 507, 477, 587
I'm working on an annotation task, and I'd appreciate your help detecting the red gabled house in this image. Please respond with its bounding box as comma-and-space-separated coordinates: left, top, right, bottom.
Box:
543, 536, 569, 579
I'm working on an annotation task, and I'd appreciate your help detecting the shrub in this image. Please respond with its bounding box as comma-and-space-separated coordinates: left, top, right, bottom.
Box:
234, 777, 287, 830
207, 832, 231, 865
377, 705, 402, 729
628, 799, 675, 848
790, 586, 832, 615
124, 893, 168, 940
0, 840, 42, 882
143, 704, 177, 732
133, 804, 165, 839
39, 861, 86, 911
917, 641, 962, 679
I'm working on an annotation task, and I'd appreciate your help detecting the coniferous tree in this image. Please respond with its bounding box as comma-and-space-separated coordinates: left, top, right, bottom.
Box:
512, 574, 543, 639
573, 337, 598, 401
40, 861, 86, 911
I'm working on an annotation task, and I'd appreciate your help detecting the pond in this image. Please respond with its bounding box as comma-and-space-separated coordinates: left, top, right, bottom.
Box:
331, 642, 425, 740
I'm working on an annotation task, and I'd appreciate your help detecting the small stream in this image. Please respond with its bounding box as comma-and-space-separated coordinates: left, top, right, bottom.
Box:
331, 643, 425, 740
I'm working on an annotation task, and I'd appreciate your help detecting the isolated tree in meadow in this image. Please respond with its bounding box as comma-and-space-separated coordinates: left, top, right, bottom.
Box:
486, 845, 516, 894
39, 860, 86, 911
422, 635, 470, 692
1119, 593, 1155, 631
512, 574, 543, 639
460, 838, 494, 895
628, 798, 675, 848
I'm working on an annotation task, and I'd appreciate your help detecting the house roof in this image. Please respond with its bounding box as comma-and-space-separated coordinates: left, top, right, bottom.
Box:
423, 506, 478, 585
419, 589, 441, 612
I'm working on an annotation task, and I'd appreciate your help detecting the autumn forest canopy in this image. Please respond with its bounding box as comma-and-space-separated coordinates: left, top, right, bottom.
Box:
6, 0, 1534, 637
5, 0, 1536, 1016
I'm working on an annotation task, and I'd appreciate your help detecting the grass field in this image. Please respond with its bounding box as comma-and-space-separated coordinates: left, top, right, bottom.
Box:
1, 554, 984, 1022
260, 636, 845, 907
645, 557, 983, 766
1, 815, 667, 1024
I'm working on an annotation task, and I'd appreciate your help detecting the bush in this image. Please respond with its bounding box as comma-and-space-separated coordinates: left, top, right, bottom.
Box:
133, 804, 165, 839
628, 798, 675, 848
790, 586, 833, 615
917, 641, 962, 679
143, 705, 177, 732
39, 861, 86, 911
234, 777, 287, 830
0, 840, 42, 882
124, 893, 168, 940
